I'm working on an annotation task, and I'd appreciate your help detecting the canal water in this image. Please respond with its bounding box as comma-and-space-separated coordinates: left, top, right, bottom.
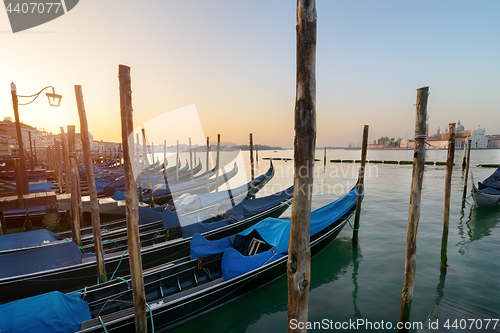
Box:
164, 148, 500, 332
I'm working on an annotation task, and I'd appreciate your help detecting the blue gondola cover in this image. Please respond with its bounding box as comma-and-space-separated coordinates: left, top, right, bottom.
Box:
190, 234, 233, 259
0, 242, 83, 279
0, 229, 58, 252
221, 248, 283, 281
0, 291, 91, 333
479, 165, 500, 191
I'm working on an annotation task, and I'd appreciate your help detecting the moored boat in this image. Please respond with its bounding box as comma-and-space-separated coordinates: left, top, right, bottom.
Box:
471, 165, 500, 207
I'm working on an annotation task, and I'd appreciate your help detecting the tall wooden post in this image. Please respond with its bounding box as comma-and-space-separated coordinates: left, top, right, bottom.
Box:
399, 86, 429, 331
33, 139, 37, 167
189, 138, 194, 181
119, 64, 147, 333
323, 147, 326, 168
440, 123, 455, 269
463, 137, 472, 199
287, 1, 316, 331
256, 148, 259, 165
136, 133, 143, 202
206, 137, 210, 188
141, 128, 154, 207
249, 133, 255, 198
60, 127, 70, 193
67, 125, 81, 246
75, 85, 107, 283
163, 140, 167, 178
352, 125, 369, 243
461, 141, 467, 169
215, 134, 221, 192
54, 140, 63, 194
28, 131, 34, 170
176, 140, 179, 180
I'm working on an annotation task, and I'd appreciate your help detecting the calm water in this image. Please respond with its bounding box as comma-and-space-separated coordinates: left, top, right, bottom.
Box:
159, 148, 500, 332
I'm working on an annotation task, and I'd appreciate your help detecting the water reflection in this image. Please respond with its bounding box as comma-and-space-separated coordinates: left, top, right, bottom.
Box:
351, 242, 362, 321
457, 203, 500, 254
168, 237, 355, 333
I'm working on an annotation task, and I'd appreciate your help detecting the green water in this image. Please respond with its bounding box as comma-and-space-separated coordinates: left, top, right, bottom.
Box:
164, 149, 500, 332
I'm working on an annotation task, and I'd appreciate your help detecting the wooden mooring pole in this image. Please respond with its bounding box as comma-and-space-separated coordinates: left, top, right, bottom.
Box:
118, 64, 147, 332
323, 147, 326, 168
67, 125, 81, 246
136, 133, 143, 203
75, 85, 107, 283
398, 86, 429, 332
462, 137, 472, 200
249, 133, 255, 198
141, 128, 154, 207
461, 140, 467, 169
176, 140, 179, 180
60, 127, 70, 193
215, 134, 220, 192
206, 137, 210, 188
352, 125, 369, 243
189, 138, 194, 181
287, 0, 316, 331
163, 140, 167, 179
440, 123, 455, 270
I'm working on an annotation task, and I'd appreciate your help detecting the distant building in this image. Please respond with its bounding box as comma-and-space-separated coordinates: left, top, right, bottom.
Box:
487, 135, 500, 148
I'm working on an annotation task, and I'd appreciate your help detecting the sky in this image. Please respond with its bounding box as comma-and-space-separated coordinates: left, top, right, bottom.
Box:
1, 0, 499, 148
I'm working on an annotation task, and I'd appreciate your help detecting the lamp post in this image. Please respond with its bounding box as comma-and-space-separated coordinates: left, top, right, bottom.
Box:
10, 82, 62, 194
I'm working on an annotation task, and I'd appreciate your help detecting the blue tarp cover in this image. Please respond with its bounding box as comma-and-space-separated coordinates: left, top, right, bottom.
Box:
479, 165, 500, 191
0, 242, 83, 279
190, 234, 233, 259
176, 186, 293, 238
221, 247, 283, 281
0, 229, 58, 252
0, 291, 91, 333
237, 187, 359, 254
28, 182, 55, 193
219, 188, 359, 280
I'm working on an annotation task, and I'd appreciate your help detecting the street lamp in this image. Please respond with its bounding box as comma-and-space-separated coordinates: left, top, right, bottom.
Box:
10, 82, 62, 194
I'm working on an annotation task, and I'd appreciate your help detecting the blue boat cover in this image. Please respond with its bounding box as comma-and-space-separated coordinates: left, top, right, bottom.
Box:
479, 165, 500, 191
0, 242, 83, 279
0, 291, 91, 333
173, 186, 293, 238
190, 234, 233, 259
221, 247, 283, 281
218, 187, 359, 280
28, 182, 55, 193
237, 187, 359, 254
0, 229, 58, 252
138, 204, 165, 225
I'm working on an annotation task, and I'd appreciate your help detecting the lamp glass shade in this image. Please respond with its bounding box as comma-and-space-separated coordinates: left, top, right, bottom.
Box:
46, 92, 62, 107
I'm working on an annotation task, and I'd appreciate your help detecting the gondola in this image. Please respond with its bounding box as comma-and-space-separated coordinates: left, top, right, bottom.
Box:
0, 183, 292, 304
76, 185, 359, 332
0, 161, 275, 255
0, 185, 359, 332
471, 165, 500, 207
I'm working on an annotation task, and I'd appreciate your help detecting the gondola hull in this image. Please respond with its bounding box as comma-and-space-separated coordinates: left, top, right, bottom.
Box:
0, 194, 292, 304
79, 198, 355, 332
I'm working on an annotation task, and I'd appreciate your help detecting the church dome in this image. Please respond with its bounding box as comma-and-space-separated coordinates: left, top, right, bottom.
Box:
456, 120, 464, 132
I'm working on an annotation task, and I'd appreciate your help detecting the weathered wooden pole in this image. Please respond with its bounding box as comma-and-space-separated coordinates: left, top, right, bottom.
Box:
256, 148, 259, 165
33, 139, 37, 167
60, 127, 70, 193
163, 140, 167, 178
118, 64, 147, 332
440, 123, 455, 270
287, 1, 316, 331
461, 140, 467, 169
249, 133, 255, 198
28, 131, 34, 170
206, 136, 210, 188
136, 133, 143, 202
323, 146, 326, 168
215, 134, 221, 192
150, 141, 155, 168
141, 128, 154, 207
75, 85, 107, 283
176, 140, 179, 180
189, 137, 194, 181
462, 137, 472, 200
67, 125, 81, 246
54, 140, 63, 193
398, 86, 429, 332
352, 125, 369, 243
